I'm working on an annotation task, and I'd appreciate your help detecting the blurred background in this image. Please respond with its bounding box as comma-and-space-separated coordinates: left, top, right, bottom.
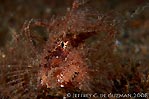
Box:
0, 0, 148, 60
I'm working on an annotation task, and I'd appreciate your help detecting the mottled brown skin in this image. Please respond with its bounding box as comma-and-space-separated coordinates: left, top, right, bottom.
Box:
22, 0, 117, 97
39, 30, 96, 91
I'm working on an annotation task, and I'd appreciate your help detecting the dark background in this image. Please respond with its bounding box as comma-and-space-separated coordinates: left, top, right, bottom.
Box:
0, 0, 148, 45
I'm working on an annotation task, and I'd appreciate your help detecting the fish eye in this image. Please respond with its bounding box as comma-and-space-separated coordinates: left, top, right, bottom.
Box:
60, 41, 68, 49
61, 41, 64, 48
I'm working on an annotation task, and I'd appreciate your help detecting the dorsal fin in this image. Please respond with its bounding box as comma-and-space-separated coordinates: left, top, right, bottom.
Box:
72, 0, 90, 9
